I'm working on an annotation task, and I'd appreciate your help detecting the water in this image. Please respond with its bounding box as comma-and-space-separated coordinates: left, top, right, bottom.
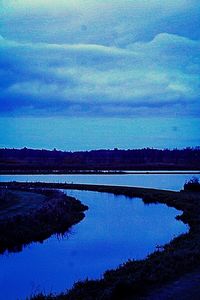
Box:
0, 190, 188, 300
1, 172, 200, 191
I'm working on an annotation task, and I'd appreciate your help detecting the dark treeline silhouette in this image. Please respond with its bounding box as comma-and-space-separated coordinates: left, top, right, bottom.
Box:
0, 147, 200, 173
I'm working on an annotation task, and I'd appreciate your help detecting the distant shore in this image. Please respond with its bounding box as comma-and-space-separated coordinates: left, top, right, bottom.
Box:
1, 148, 200, 175
0, 170, 200, 175
1, 181, 200, 299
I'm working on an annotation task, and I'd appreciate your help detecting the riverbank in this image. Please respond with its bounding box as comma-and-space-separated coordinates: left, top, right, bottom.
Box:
0, 187, 88, 254
1, 182, 200, 299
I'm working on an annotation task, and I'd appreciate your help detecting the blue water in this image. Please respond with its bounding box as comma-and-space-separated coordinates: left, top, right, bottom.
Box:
0, 189, 188, 300
0, 172, 199, 191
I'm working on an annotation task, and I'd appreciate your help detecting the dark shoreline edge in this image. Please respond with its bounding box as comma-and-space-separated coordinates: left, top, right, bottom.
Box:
1, 182, 200, 300
0, 187, 88, 254
0, 170, 200, 175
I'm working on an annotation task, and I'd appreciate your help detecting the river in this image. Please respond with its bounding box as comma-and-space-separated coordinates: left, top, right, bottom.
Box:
0, 185, 188, 299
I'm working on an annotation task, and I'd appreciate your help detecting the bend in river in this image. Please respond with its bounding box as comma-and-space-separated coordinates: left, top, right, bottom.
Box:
0, 189, 188, 300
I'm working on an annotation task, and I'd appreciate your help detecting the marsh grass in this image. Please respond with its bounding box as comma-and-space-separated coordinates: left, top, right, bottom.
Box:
0, 186, 88, 254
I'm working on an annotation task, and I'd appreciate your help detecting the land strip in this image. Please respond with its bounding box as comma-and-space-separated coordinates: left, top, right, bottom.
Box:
1, 170, 200, 175
0, 186, 88, 254
1, 148, 200, 173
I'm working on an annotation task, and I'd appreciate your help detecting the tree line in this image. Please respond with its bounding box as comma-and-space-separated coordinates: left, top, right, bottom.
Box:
0, 147, 200, 172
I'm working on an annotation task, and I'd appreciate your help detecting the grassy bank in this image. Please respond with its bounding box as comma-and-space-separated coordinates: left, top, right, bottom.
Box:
0, 186, 88, 254
1, 182, 200, 299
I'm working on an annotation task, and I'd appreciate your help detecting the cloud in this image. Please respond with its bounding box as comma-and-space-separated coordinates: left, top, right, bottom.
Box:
0, 1, 200, 117
1, 0, 200, 44
0, 31, 199, 117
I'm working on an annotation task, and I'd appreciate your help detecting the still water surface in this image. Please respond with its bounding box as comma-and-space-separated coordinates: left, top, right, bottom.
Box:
1, 172, 200, 190
0, 189, 188, 300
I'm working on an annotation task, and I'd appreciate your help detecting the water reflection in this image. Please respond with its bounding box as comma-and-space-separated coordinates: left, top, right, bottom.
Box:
0, 173, 199, 191
0, 190, 188, 300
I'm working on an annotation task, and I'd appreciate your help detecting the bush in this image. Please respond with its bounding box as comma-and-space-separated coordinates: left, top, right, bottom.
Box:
184, 177, 200, 192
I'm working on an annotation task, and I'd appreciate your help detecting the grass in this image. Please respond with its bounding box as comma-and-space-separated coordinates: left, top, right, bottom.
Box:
0, 186, 88, 254
0, 189, 46, 219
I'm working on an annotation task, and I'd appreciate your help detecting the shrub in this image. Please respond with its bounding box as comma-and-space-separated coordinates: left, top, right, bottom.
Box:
184, 177, 200, 192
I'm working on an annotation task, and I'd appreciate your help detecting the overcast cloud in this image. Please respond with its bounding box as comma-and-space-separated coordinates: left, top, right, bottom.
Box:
0, 0, 200, 117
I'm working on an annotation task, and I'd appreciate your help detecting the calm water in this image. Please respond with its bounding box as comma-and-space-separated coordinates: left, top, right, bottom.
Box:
0, 190, 188, 300
0, 172, 200, 191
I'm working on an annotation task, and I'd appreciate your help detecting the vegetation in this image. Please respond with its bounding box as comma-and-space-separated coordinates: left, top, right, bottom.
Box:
1, 182, 200, 299
0, 187, 88, 254
0, 147, 200, 173
184, 177, 200, 192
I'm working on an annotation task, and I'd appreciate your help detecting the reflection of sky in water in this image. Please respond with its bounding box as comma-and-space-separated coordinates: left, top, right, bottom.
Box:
0, 190, 188, 300
0, 173, 200, 191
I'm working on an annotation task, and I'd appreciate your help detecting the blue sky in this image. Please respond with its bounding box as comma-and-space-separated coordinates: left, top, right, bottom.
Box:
0, 1, 200, 150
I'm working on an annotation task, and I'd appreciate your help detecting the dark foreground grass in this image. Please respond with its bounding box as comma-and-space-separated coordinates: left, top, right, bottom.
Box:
0, 186, 88, 254
0, 182, 200, 299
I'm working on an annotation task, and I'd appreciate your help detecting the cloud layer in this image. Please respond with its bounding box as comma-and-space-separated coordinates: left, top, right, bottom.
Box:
0, 1, 200, 117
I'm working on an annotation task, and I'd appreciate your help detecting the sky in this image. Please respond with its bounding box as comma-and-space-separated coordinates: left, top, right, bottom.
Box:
0, 0, 200, 150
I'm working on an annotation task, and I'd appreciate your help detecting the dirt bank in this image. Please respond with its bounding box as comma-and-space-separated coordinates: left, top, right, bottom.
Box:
0, 186, 88, 254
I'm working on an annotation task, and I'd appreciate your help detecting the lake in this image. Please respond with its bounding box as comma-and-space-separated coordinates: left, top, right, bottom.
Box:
0, 172, 199, 191
0, 189, 188, 300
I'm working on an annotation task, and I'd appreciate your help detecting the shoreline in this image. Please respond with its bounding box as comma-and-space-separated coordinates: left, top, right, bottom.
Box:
0, 170, 200, 175
0, 187, 88, 254
1, 182, 200, 299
